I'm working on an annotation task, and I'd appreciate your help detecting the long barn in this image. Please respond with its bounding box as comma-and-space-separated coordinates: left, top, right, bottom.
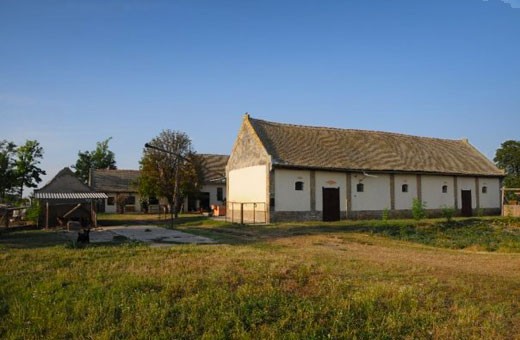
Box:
226, 114, 504, 223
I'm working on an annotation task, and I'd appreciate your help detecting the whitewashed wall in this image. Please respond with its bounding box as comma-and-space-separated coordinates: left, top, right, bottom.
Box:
104, 193, 142, 213
228, 165, 267, 203
351, 174, 391, 211
274, 169, 311, 211
421, 175, 455, 209
105, 195, 116, 213
394, 174, 418, 210
203, 183, 226, 207
478, 177, 500, 208
316, 171, 347, 212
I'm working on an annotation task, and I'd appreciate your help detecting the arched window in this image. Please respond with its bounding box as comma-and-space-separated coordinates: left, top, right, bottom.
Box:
357, 183, 364, 192
402, 184, 408, 193
295, 181, 304, 191
442, 185, 448, 193
482, 186, 487, 194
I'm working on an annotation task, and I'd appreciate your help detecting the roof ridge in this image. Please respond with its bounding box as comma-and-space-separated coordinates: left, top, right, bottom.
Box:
249, 116, 465, 143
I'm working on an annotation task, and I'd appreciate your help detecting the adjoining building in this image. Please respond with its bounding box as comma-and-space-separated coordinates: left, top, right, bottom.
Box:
187, 154, 228, 214
89, 169, 142, 213
90, 154, 229, 214
226, 114, 504, 223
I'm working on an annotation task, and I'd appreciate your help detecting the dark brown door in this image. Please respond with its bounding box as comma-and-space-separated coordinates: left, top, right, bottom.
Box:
461, 190, 472, 217
323, 187, 340, 222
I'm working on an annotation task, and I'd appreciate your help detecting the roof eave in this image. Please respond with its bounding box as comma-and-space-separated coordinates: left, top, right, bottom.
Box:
271, 163, 505, 178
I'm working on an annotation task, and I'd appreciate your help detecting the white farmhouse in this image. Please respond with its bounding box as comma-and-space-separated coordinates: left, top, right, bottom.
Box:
90, 154, 228, 214
226, 114, 504, 223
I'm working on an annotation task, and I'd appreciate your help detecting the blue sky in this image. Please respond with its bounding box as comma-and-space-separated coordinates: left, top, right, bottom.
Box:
1, 0, 519, 189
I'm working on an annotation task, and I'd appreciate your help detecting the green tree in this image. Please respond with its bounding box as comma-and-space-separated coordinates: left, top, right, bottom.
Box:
15, 140, 46, 198
0, 140, 17, 201
73, 138, 117, 183
138, 130, 204, 219
494, 140, 520, 188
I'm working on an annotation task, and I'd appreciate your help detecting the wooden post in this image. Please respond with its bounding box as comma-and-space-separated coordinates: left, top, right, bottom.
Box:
501, 188, 505, 216
45, 201, 49, 229
390, 174, 395, 211
91, 200, 96, 228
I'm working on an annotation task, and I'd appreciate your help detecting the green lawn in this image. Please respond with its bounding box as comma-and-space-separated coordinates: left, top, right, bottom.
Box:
1, 216, 520, 338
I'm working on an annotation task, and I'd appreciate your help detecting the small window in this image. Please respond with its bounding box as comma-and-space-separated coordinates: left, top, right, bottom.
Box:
442, 185, 448, 193
402, 184, 408, 193
295, 181, 304, 191
482, 186, 487, 194
149, 196, 159, 205
217, 187, 224, 201
357, 183, 364, 192
107, 197, 115, 206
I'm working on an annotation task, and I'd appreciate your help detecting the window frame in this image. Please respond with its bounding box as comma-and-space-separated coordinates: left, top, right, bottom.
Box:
217, 187, 224, 201
107, 197, 115, 206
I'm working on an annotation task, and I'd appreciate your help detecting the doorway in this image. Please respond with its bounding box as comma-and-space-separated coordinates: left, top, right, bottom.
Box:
323, 187, 340, 222
461, 190, 472, 217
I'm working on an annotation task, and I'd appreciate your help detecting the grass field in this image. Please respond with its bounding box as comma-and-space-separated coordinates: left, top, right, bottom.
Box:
1, 216, 520, 338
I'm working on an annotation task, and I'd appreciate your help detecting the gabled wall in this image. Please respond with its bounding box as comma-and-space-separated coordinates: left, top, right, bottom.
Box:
227, 116, 270, 171
227, 115, 271, 223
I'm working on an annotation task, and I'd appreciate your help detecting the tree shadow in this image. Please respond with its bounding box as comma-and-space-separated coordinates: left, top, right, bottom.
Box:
0, 228, 143, 250
0, 228, 71, 249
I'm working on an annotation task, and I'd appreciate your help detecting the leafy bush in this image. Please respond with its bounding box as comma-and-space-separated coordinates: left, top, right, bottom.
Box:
411, 198, 427, 221
25, 201, 41, 224
382, 208, 389, 222
441, 205, 455, 223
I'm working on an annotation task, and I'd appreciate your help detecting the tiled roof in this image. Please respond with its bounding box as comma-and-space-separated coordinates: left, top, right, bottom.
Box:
90, 169, 140, 193
200, 154, 229, 183
35, 192, 108, 199
34, 167, 107, 201
90, 154, 229, 192
247, 116, 504, 176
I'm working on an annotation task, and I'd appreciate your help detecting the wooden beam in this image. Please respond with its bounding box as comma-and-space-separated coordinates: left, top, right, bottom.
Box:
45, 201, 49, 229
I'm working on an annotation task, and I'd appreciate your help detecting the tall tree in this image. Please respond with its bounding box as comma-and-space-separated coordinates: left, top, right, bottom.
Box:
138, 130, 204, 219
0, 140, 17, 201
73, 138, 117, 183
494, 140, 520, 188
15, 140, 46, 198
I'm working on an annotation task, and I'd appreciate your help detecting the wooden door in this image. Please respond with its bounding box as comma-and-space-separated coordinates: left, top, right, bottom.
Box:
461, 190, 472, 217
323, 187, 340, 222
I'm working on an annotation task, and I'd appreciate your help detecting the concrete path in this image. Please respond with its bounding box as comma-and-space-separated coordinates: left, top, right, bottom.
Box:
63, 225, 215, 246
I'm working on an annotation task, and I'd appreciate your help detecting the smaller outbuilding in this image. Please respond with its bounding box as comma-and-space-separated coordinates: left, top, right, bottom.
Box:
34, 167, 107, 228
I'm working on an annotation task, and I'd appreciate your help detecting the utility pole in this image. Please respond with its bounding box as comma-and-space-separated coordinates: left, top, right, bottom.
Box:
144, 143, 189, 228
